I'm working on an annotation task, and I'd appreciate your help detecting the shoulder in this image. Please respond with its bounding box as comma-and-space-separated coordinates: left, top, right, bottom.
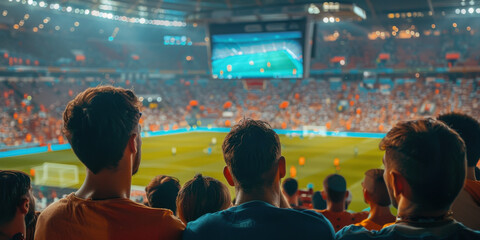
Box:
336, 224, 393, 240
183, 210, 226, 239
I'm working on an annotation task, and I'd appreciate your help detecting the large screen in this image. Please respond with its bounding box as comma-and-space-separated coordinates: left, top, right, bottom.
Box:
209, 20, 307, 79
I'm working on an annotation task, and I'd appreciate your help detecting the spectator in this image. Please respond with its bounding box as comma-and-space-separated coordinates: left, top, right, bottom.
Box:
145, 175, 181, 214
0, 170, 36, 240
354, 169, 395, 230
183, 119, 335, 239
176, 174, 231, 223
312, 191, 326, 210
34, 86, 184, 240
282, 178, 303, 210
317, 174, 368, 232
438, 112, 480, 230
337, 118, 480, 239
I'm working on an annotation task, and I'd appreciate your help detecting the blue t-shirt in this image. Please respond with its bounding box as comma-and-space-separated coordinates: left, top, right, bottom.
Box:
336, 221, 480, 240
183, 200, 335, 240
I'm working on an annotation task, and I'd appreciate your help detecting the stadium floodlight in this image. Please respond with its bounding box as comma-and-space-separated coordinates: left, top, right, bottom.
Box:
39, 1, 45, 7
323, 17, 329, 23
455, 9, 460, 14
468, 8, 474, 13
477, 8, 480, 13
329, 17, 335, 22
85, 9, 90, 15
461, 9, 467, 14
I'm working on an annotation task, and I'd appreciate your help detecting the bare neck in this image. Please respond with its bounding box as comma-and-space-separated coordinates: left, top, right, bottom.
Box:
327, 200, 346, 212
466, 167, 476, 181
0, 214, 25, 240
368, 204, 396, 225
235, 184, 282, 207
396, 197, 449, 220
285, 194, 299, 206
75, 158, 132, 200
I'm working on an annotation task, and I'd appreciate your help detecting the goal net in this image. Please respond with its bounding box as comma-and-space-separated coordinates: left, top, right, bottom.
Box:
302, 125, 327, 137
33, 163, 79, 188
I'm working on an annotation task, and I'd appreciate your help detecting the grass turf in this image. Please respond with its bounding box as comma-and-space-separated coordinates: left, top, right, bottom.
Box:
0, 132, 384, 212
212, 50, 302, 78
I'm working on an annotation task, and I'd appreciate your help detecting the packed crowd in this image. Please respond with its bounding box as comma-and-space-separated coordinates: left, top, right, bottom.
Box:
1, 86, 480, 240
2, 76, 479, 150
2, 23, 480, 71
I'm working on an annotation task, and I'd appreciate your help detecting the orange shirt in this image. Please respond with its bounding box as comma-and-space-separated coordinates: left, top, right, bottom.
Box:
355, 218, 394, 231
35, 193, 185, 240
464, 179, 480, 205
316, 209, 368, 232
451, 179, 480, 230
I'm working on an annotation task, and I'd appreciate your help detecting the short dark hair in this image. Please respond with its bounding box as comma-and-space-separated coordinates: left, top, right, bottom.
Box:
380, 118, 466, 210
145, 175, 181, 214
323, 174, 347, 203
63, 86, 141, 174
282, 178, 298, 197
437, 112, 480, 167
0, 170, 31, 226
222, 119, 281, 191
312, 191, 326, 210
362, 169, 390, 207
176, 174, 231, 223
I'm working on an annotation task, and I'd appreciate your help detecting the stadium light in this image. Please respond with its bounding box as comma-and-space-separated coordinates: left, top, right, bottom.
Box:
323, 17, 328, 23
477, 8, 480, 13
329, 17, 334, 23
468, 8, 474, 13
461, 9, 467, 14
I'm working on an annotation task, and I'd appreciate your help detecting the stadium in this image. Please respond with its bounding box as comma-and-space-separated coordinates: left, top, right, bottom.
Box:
1, 0, 480, 239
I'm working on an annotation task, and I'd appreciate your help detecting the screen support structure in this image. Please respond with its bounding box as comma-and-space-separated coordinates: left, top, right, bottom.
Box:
303, 16, 314, 79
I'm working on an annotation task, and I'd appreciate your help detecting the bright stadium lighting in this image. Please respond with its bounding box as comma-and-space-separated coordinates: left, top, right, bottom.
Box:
323, 17, 328, 23
156, 97, 162, 102
24, 14, 29, 19
84, 9, 90, 15
54, 25, 60, 30
2, 10, 7, 16
477, 8, 480, 13
74, 21, 79, 27
461, 9, 467, 14
469, 8, 474, 13
39, 1, 45, 7
70, 27, 74, 32
66, 6, 72, 12
455, 9, 460, 14
329, 17, 334, 22
39, 24, 43, 29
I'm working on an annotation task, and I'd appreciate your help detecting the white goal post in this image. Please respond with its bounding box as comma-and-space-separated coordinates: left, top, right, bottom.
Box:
33, 163, 79, 188
302, 125, 327, 136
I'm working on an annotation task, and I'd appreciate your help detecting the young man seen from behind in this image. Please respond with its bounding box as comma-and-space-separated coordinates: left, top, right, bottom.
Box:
337, 119, 480, 239
183, 119, 335, 240
35, 86, 184, 240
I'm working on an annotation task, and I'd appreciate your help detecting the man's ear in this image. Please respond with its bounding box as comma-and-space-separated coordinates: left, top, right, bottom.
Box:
390, 170, 405, 198
363, 188, 370, 204
321, 190, 327, 200
128, 134, 138, 154
19, 198, 29, 214
223, 166, 235, 187
278, 156, 286, 179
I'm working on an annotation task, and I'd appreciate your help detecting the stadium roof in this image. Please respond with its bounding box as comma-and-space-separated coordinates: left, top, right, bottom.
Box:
40, 0, 476, 20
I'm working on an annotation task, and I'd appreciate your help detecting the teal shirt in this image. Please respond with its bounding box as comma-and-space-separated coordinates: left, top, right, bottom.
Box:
183, 200, 335, 240
336, 221, 480, 240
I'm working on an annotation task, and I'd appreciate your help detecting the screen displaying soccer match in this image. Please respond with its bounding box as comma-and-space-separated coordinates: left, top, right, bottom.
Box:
211, 31, 304, 79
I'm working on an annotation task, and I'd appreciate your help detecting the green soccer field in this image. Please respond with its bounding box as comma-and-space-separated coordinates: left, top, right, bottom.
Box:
0, 132, 384, 212
212, 50, 303, 78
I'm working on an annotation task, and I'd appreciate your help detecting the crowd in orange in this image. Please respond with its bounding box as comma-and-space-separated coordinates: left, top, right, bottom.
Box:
1, 77, 479, 150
